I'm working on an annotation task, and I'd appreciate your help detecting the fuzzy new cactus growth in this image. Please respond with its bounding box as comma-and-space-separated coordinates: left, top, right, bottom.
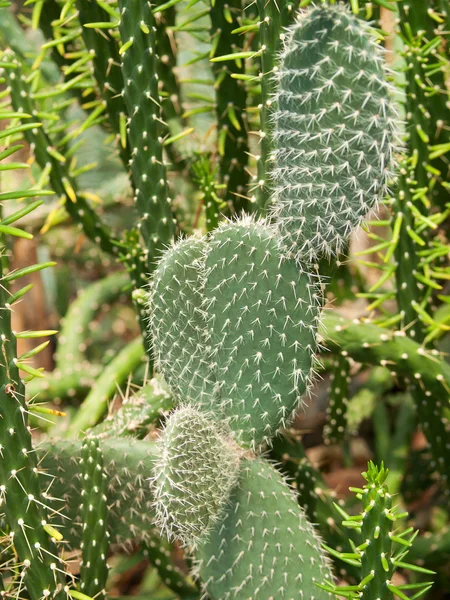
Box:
152, 406, 241, 547
270, 3, 399, 261
150, 216, 321, 449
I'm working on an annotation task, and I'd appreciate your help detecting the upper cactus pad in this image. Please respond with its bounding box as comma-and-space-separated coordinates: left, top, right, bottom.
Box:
149, 217, 321, 449
270, 3, 399, 260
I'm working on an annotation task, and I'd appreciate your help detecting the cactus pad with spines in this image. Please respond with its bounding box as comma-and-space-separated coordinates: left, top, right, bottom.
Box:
149, 235, 209, 404
150, 217, 321, 449
196, 457, 334, 600
202, 217, 321, 448
152, 406, 241, 548
271, 3, 399, 261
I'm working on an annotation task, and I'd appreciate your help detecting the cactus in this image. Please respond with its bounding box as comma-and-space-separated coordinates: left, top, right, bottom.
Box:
270, 4, 399, 261
1, 0, 450, 597
118, 0, 175, 265
152, 406, 241, 548
79, 438, 109, 597
0, 114, 67, 597
317, 462, 435, 599
150, 216, 321, 449
196, 457, 334, 600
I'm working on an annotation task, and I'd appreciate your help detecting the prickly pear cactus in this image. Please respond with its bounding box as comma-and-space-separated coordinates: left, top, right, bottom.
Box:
150, 216, 321, 449
270, 3, 399, 261
152, 406, 241, 548
196, 457, 334, 600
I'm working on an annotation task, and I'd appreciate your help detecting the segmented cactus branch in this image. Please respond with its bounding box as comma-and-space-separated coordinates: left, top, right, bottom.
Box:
322, 314, 450, 488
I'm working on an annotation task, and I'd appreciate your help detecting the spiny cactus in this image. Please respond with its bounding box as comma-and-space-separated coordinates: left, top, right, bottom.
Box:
195, 457, 334, 600
270, 3, 399, 261
152, 406, 241, 548
79, 438, 109, 597
317, 462, 435, 599
150, 216, 322, 449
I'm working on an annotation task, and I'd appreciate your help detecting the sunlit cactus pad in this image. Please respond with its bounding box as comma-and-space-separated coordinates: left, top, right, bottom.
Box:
270, 3, 398, 260
152, 406, 241, 547
149, 217, 321, 449
195, 457, 334, 600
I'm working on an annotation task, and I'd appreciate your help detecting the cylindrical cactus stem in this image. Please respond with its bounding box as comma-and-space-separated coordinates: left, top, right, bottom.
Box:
317, 462, 435, 599
75, 0, 131, 169
1, 55, 120, 257
154, 6, 184, 124
270, 3, 399, 261
254, 0, 296, 212
89, 377, 172, 439
65, 337, 145, 436
79, 438, 109, 598
55, 272, 129, 373
142, 536, 198, 596
0, 185, 66, 596
209, 0, 250, 213
40, 438, 159, 549
152, 406, 241, 548
118, 0, 175, 268
321, 313, 450, 489
324, 354, 351, 446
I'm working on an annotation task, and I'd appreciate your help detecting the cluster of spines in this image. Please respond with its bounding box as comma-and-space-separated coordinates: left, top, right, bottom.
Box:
270, 3, 400, 261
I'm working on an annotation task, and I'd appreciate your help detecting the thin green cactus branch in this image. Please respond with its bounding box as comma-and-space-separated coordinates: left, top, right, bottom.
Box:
254, 0, 296, 212
0, 120, 67, 598
75, 0, 131, 169
79, 438, 109, 598
318, 462, 435, 599
321, 313, 450, 488
209, 0, 250, 213
118, 0, 175, 268
1, 56, 121, 257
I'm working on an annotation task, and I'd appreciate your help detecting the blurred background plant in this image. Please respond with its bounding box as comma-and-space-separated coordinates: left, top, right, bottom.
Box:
0, 0, 449, 598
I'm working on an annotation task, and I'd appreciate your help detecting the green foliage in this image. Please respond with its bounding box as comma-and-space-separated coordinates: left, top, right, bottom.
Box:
1, 0, 450, 597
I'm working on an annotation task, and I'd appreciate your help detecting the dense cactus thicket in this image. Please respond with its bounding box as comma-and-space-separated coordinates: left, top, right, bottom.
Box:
0, 1, 449, 599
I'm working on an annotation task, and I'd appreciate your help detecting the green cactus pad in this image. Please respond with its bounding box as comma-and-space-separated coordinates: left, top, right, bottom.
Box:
202, 217, 321, 448
152, 406, 241, 548
196, 457, 334, 600
271, 4, 399, 260
149, 236, 209, 404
